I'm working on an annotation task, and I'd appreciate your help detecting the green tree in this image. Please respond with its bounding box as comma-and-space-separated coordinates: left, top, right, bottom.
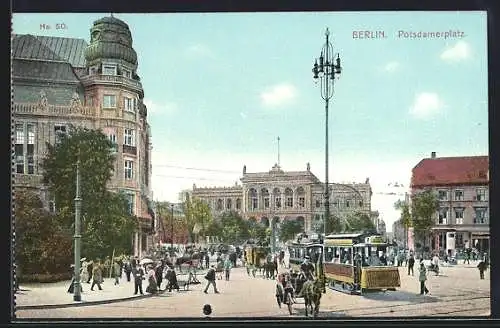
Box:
15, 190, 73, 278
278, 219, 303, 242
394, 199, 412, 248
411, 189, 439, 251
247, 219, 267, 242
344, 212, 377, 233
217, 211, 250, 244
40, 126, 137, 260
183, 198, 213, 243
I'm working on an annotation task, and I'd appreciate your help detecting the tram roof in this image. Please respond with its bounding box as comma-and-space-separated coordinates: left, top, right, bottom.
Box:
325, 233, 364, 239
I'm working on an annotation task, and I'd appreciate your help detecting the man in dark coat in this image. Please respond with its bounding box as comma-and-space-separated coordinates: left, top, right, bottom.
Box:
86, 261, 93, 284
155, 262, 164, 291
203, 265, 219, 294
132, 265, 144, 295
408, 253, 415, 276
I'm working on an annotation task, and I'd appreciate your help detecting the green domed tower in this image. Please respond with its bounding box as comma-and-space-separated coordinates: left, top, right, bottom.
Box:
84, 16, 139, 74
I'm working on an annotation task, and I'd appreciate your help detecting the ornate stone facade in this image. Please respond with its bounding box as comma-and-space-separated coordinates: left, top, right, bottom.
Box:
191, 163, 372, 233
12, 16, 153, 257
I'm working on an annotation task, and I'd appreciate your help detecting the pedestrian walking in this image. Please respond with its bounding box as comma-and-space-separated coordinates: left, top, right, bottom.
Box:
477, 260, 488, 280
205, 253, 210, 269
165, 266, 180, 292
203, 265, 219, 294
91, 260, 103, 291
146, 265, 158, 294
124, 260, 132, 282
224, 257, 233, 281
418, 261, 429, 295
155, 261, 164, 291
104, 256, 111, 279
132, 265, 145, 295
112, 260, 121, 286
86, 260, 93, 284
465, 249, 471, 264
408, 253, 415, 276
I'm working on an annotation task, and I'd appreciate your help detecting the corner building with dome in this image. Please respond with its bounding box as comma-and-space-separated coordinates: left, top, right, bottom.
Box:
12, 16, 153, 257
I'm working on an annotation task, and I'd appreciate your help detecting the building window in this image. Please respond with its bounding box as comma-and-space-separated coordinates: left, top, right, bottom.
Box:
438, 208, 448, 224
124, 160, 134, 180
252, 198, 258, 210
264, 198, 270, 209
103, 95, 117, 108
217, 199, 223, 211
438, 190, 448, 201
476, 189, 487, 201
86, 95, 94, 106
122, 68, 132, 78
275, 197, 281, 208
103, 64, 117, 75
474, 208, 488, 224
124, 97, 134, 112
15, 124, 24, 173
124, 129, 135, 146
286, 196, 293, 208
236, 198, 241, 210
27, 124, 35, 174
299, 197, 305, 208
454, 189, 464, 201
125, 193, 134, 215
454, 208, 464, 224
359, 201, 363, 207
315, 199, 321, 208
89, 66, 98, 75
226, 199, 232, 210
54, 124, 67, 144
456, 233, 464, 248
346, 199, 350, 208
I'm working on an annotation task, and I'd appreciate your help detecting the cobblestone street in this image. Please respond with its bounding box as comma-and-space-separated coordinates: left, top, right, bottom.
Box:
16, 263, 490, 319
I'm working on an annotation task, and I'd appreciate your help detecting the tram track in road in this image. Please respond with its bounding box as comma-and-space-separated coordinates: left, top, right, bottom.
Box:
328, 293, 490, 317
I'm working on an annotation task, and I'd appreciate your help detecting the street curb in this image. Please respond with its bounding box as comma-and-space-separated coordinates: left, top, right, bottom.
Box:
16, 287, 170, 310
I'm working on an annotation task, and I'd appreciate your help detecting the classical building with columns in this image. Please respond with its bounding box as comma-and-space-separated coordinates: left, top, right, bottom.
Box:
12, 16, 154, 257
191, 163, 373, 233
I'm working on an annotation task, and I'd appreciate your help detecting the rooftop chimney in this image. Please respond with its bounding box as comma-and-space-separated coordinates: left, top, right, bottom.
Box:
431, 152, 436, 159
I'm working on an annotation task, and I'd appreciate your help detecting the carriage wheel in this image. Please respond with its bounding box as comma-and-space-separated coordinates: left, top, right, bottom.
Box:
286, 294, 293, 315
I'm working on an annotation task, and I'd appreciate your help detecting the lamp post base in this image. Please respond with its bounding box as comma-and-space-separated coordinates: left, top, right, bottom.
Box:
73, 294, 81, 302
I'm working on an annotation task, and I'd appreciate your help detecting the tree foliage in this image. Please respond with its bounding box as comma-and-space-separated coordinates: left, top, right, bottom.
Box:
183, 197, 213, 242
217, 211, 250, 244
343, 212, 377, 233
411, 190, 439, 247
394, 199, 412, 228
279, 219, 304, 242
15, 190, 73, 276
40, 126, 137, 261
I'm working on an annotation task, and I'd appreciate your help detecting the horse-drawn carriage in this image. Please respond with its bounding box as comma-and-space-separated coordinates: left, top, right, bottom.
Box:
276, 241, 324, 317
245, 245, 272, 278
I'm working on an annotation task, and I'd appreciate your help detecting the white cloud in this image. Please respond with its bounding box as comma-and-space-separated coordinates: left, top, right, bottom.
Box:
260, 83, 298, 108
409, 92, 443, 119
143, 99, 178, 116
383, 61, 400, 72
440, 41, 471, 62
185, 43, 214, 58
240, 112, 247, 119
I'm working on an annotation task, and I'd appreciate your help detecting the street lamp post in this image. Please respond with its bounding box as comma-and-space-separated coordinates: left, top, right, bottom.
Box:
312, 28, 342, 238
170, 204, 174, 252
73, 158, 82, 302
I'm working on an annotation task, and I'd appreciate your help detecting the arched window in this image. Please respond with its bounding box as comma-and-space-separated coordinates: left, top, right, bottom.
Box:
273, 188, 281, 209
249, 188, 258, 210
261, 188, 270, 209
236, 198, 241, 210
297, 187, 305, 208
285, 188, 293, 208
217, 199, 223, 211
226, 198, 232, 210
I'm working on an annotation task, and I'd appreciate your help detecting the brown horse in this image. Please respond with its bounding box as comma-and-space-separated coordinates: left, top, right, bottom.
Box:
299, 279, 323, 318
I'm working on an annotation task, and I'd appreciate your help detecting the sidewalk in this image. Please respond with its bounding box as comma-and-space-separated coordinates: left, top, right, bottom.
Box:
15, 268, 210, 310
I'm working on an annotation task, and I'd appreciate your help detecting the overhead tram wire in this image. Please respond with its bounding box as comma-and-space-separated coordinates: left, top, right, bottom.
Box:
153, 164, 241, 174
152, 174, 239, 182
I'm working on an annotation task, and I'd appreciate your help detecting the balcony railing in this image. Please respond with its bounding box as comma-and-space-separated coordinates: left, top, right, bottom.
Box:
80, 74, 143, 91
13, 174, 44, 187
123, 145, 137, 155
13, 103, 96, 117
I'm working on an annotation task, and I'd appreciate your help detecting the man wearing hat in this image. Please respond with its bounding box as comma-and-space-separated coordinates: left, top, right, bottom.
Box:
300, 256, 315, 280
418, 261, 429, 295
203, 265, 219, 294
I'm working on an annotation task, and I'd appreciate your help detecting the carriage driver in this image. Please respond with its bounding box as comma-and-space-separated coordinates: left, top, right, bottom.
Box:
300, 256, 315, 280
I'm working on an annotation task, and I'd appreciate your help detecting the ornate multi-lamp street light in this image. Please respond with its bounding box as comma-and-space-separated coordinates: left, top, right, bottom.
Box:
312, 28, 342, 238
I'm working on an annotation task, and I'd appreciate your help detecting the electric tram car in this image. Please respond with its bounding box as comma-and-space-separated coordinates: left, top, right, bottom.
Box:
323, 233, 401, 294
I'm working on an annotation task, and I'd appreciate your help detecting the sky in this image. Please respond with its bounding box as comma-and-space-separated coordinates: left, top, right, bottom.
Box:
12, 12, 488, 231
